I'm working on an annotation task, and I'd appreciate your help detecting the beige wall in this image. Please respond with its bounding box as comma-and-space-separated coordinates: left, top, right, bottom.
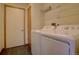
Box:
31, 3, 79, 29
44, 3, 79, 26
0, 4, 4, 52
31, 3, 44, 29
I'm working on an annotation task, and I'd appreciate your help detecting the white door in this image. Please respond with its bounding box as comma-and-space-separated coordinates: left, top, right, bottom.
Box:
6, 7, 25, 48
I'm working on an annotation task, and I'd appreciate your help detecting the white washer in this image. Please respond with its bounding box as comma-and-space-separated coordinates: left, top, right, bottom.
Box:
31, 25, 79, 55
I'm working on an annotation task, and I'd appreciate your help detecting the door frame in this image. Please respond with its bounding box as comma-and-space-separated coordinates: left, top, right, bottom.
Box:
27, 6, 31, 49
4, 5, 26, 48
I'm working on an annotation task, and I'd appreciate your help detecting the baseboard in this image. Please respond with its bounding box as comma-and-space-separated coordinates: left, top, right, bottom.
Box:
0, 44, 29, 55
0, 48, 5, 55
25, 44, 29, 46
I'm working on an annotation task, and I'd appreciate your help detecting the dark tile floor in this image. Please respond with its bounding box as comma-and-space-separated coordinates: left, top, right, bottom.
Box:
0, 45, 32, 55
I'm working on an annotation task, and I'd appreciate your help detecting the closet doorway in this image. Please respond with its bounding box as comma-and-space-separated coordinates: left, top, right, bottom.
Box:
4, 5, 25, 48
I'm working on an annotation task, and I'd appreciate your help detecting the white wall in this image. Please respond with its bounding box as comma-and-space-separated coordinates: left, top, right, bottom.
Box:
44, 3, 79, 26
31, 3, 44, 29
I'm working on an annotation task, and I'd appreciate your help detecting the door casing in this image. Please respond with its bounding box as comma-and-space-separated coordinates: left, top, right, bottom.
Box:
27, 6, 31, 49
4, 5, 26, 48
